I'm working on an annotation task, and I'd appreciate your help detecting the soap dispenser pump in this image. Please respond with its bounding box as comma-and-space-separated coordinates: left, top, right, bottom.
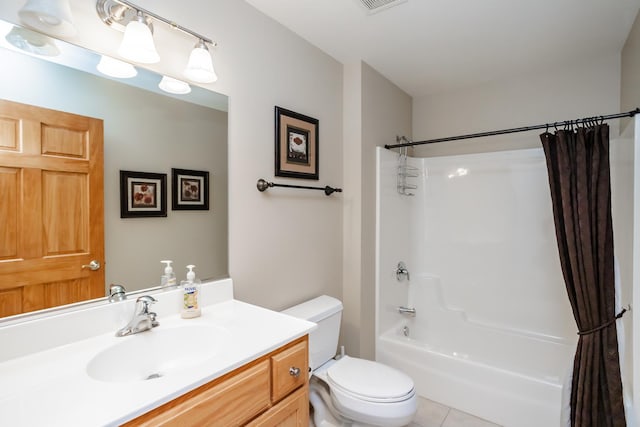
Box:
181, 264, 201, 318
160, 260, 177, 288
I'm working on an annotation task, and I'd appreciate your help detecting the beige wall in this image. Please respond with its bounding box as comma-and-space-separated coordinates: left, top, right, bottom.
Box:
413, 53, 621, 157
218, 2, 344, 310
622, 10, 640, 134
342, 61, 364, 356
342, 61, 412, 359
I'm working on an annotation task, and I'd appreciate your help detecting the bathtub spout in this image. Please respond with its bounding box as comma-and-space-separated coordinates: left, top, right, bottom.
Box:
398, 306, 416, 316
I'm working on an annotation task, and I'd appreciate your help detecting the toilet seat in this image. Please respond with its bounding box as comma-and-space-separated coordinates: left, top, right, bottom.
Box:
326, 356, 415, 403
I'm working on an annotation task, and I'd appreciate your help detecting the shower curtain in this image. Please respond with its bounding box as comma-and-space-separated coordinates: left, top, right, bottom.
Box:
540, 124, 626, 427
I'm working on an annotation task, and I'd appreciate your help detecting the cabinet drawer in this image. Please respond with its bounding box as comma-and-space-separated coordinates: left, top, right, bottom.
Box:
126, 359, 271, 427
271, 340, 308, 403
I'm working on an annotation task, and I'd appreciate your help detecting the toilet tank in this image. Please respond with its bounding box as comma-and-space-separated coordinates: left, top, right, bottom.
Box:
282, 295, 343, 371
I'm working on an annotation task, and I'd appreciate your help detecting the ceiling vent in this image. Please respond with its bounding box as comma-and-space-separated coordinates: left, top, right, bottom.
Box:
357, 0, 407, 14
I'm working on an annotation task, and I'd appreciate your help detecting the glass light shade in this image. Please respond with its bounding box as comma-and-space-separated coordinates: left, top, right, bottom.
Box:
117, 16, 159, 64
97, 55, 137, 79
159, 76, 191, 94
5, 26, 60, 56
18, 0, 76, 37
183, 41, 217, 83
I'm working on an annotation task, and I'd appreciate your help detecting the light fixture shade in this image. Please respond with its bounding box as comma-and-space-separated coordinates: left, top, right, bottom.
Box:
97, 55, 137, 79
159, 76, 191, 94
183, 41, 217, 83
117, 14, 159, 64
18, 0, 76, 37
5, 26, 60, 56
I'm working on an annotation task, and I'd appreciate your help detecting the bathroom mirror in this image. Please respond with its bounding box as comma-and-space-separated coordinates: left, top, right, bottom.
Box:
0, 19, 228, 320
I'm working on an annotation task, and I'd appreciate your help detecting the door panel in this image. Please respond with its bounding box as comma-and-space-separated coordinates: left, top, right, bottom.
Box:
0, 167, 18, 259
0, 100, 104, 317
43, 171, 89, 255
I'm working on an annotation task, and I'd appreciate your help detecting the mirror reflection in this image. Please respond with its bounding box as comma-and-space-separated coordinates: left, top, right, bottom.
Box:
0, 20, 228, 319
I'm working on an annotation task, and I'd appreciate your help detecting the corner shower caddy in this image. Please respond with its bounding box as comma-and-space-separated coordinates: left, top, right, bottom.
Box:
395, 136, 418, 196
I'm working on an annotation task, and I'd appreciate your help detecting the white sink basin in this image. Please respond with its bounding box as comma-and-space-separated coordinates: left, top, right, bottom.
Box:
86, 324, 231, 382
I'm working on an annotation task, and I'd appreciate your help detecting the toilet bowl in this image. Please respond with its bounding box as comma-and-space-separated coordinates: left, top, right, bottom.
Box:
282, 295, 417, 427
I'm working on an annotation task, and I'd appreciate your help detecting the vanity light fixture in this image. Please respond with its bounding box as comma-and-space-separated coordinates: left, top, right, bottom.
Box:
117, 10, 159, 64
97, 55, 137, 78
97, 0, 218, 82
158, 76, 191, 94
183, 39, 218, 83
5, 26, 60, 57
18, 0, 77, 37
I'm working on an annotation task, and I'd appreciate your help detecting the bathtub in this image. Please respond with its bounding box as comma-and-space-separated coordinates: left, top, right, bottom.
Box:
376, 275, 575, 427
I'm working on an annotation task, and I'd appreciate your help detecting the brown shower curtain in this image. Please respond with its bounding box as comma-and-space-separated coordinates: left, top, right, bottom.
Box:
540, 124, 626, 426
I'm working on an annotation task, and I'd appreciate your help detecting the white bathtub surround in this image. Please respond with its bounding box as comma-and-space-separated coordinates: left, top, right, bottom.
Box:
375, 147, 583, 426
0, 278, 315, 426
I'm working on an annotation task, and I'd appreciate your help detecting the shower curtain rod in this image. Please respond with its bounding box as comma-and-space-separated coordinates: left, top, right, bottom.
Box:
384, 108, 640, 149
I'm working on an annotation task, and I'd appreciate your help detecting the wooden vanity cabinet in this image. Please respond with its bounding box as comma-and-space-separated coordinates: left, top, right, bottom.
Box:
124, 335, 309, 427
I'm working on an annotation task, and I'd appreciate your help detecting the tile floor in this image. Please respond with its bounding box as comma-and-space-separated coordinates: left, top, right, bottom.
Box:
308, 395, 501, 427
409, 397, 502, 427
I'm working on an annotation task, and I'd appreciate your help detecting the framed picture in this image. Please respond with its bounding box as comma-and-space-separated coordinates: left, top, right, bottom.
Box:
119, 170, 167, 218
275, 106, 319, 180
172, 168, 210, 210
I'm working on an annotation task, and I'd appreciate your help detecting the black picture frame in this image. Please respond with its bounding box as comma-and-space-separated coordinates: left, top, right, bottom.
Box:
119, 170, 167, 218
172, 168, 210, 211
275, 106, 319, 180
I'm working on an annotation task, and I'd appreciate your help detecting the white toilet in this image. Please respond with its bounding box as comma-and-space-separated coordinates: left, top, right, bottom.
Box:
282, 295, 417, 427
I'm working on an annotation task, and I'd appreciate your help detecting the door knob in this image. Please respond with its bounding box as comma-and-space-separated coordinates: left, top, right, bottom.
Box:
82, 260, 101, 271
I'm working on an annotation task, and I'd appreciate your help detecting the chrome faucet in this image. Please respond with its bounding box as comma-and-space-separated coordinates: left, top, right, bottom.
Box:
115, 295, 159, 337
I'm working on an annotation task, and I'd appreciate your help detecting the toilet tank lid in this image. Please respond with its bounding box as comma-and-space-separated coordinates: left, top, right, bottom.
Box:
281, 295, 343, 322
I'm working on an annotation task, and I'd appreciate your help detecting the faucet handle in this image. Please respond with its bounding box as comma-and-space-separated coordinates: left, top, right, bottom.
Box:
136, 295, 157, 314
148, 311, 160, 328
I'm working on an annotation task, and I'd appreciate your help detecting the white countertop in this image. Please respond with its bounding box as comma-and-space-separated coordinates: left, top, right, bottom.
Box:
0, 281, 315, 426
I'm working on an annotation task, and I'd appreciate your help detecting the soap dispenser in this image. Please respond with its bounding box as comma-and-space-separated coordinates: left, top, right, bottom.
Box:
160, 260, 177, 288
181, 264, 201, 318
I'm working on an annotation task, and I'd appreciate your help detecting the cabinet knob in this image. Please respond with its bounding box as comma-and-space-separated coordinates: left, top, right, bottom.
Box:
289, 367, 301, 377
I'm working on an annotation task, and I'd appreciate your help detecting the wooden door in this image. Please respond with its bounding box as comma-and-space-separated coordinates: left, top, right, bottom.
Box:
0, 100, 104, 317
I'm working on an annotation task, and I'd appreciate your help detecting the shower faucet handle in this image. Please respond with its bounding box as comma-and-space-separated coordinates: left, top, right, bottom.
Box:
396, 261, 410, 281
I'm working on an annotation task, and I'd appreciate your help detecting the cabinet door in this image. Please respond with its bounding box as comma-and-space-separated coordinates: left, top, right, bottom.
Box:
247, 387, 308, 427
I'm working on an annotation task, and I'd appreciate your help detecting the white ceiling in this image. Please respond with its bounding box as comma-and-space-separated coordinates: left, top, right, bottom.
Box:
245, 0, 640, 98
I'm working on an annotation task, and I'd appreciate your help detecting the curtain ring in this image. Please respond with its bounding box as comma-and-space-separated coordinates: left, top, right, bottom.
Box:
545, 123, 549, 134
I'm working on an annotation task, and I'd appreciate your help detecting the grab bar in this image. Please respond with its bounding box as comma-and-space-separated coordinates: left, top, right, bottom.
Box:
398, 306, 416, 316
